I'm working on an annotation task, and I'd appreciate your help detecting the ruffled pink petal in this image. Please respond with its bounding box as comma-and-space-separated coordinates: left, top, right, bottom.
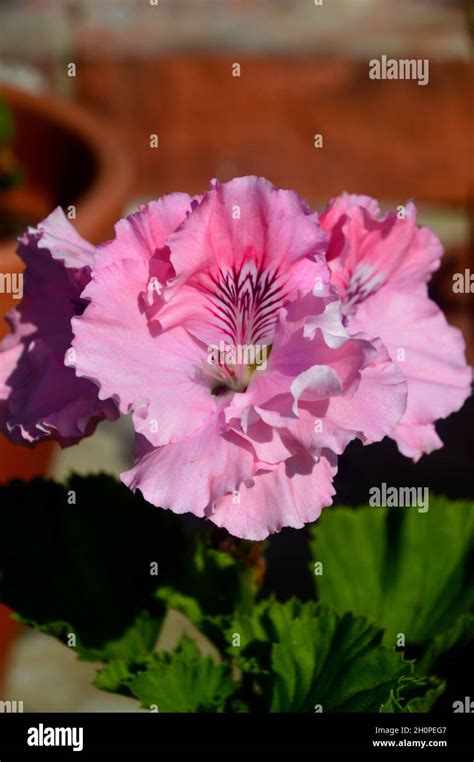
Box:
391, 422, 443, 462
34, 206, 95, 273
154, 176, 329, 345
350, 290, 472, 454
0, 318, 27, 432
322, 193, 472, 460
210, 449, 337, 540
121, 413, 255, 517
71, 193, 223, 447
236, 417, 296, 465
321, 195, 442, 306
94, 194, 193, 270
322, 335, 408, 444
225, 300, 374, 429
0, 212, 117, 446
281, 336, 406, 455
1, 333, 116, 446
72, 257, 217, 446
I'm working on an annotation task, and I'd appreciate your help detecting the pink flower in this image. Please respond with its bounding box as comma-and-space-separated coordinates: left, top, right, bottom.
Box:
72, 177, 407, 539
320, 194, 472, 461
0, 208, 118, 446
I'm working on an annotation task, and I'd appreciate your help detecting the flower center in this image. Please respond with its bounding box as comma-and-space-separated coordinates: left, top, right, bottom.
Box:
204, 262, 287, 346
201, 262, 284, 394
342, 263, 384, 319
207, 342, 271, 394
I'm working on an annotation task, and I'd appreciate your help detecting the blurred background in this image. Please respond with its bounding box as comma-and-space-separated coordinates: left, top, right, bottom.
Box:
0, 0, 472, 711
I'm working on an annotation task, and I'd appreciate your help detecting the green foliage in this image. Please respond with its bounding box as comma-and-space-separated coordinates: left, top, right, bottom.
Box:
94, 658, 133, 694
0, 98, 21, 190
227, 599, 435, 712
156, 539, 255, 625
380, 675, 445, 713
418, 612, 474, 673
0, 475, 256, 676
0, 475, 186, 654
309, 497, 474, 664
0, 99, 14, 145
129, 637, 237, 712
0, 477, 472, 713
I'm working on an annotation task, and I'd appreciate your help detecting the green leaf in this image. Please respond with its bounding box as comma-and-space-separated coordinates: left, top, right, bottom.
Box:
0, 475, 188, 656
174, 540, 256, 619
418, 612, 474, 673
380, 676, 445, 713
0, 99, 14, 144
155, 587, 203, 626
229, 599, 424, 712
130, 637, 238, 712
155, 538, 258, 650
0, 99, 22, 190
78, 610, 162, 663
310, 498, 474, 650
189, 543, 251, 616
94, 659, 133, 693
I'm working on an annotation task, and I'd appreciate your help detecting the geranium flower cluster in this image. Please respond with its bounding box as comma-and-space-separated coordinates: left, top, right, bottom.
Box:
0, 177, 471, 539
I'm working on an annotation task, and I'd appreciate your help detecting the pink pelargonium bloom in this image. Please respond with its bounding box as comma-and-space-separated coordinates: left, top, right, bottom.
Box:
320, 194, 472, 461
0, 209, 118, 446
72, 177, 407, 539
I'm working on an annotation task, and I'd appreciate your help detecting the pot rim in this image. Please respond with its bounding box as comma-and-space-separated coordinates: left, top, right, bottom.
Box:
0, 84, 132, 266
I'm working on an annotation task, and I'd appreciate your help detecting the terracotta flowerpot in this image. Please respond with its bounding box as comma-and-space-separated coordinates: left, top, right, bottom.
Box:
0, 604, 19, 697
0, 86, 131, 693
0, 84, 132, 483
